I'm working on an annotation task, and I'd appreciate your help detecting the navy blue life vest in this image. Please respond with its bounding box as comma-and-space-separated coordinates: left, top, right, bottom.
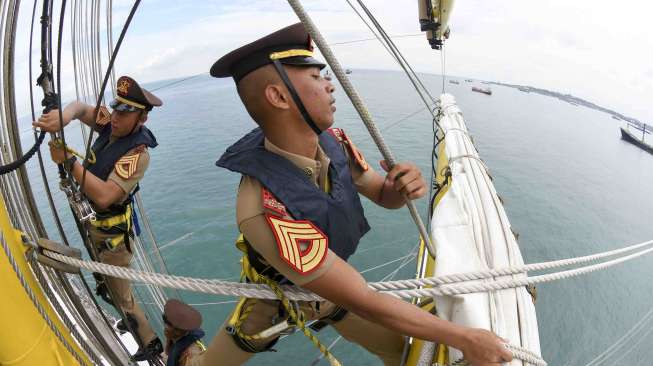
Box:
216, 128, 370, 261
85, 125, 158, 181
166, 329, 205, 366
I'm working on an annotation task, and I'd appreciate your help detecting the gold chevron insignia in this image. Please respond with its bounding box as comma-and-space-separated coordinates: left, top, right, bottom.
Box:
266, 215, 328, 275
114, 153, 140, 179
95, 106, 111, 126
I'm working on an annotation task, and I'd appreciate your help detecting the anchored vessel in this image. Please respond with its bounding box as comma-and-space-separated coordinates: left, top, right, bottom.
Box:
472, 86, 492, 95
620, 123, 653, 154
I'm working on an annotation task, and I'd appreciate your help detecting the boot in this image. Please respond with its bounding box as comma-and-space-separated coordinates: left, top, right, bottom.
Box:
130, 337, 163, 362
115, 313, 138, 335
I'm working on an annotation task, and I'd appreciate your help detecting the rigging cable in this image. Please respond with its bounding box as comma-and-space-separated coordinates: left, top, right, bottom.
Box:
344, 0, 438, 117
286, 0, 438, 258
79, 0, 141, 191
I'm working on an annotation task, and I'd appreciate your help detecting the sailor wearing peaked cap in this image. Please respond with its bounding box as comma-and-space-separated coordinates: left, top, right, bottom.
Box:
164, 299, 203, 331
33, 75, 165, 362
211, 22, 326, 135
201, 22, 510, 366
162, 299, 206, 366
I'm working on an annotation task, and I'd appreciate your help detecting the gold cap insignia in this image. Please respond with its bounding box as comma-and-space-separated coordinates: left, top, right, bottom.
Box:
117, 79, 131, 96
114, 153, 140, 179
266, 215, 328, 275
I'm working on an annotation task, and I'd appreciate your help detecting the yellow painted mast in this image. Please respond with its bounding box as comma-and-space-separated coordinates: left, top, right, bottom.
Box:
0, 196, 91, 366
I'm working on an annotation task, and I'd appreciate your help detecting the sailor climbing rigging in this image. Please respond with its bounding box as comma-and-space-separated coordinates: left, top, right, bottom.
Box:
158, 23, 513, 366
32, 76, 164, 362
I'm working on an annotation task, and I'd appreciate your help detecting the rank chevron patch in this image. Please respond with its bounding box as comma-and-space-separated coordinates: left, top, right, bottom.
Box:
114, 153, 140, 179
95, 106, 111, 126
266, 215, 329, 275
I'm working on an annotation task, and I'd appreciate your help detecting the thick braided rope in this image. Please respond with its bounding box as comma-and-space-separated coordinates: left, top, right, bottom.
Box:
44, 250, 319, 301
506, 344, 547, 366
45, 240, 653, 300
1, 235, 90, 365
371, 239, 653, 291
387, 245, 653, 298
285, 0, 437, 258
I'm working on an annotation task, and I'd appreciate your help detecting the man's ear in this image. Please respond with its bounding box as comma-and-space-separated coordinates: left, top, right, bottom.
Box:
139, 112, 149, 123
264, 84, 290, 110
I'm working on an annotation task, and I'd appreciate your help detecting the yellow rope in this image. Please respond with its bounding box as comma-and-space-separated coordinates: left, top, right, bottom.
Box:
52, 139, 96, 164
231, 236, 341, 366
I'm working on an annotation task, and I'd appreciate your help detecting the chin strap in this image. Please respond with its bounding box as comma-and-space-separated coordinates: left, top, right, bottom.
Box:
271, 60, 322, 135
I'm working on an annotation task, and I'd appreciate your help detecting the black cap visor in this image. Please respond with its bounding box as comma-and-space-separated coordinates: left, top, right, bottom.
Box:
279, 56, 326, 70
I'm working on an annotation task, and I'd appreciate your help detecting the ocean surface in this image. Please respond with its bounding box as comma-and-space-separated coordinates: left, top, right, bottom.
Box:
18, 70, 653, 365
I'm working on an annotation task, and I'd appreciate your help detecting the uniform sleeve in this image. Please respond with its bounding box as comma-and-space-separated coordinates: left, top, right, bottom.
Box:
236, 175, 335, 286
107, 148, 150, 194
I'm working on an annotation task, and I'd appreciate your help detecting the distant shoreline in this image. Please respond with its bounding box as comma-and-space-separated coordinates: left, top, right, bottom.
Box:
488, 81, 646, 128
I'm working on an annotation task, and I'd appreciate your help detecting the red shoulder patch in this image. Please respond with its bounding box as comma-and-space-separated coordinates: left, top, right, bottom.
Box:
326, 127, 344, 142
265, 214, 329, 275
327, 128, 368, 171
261, 187, 288, 217
133, 144, 147, 154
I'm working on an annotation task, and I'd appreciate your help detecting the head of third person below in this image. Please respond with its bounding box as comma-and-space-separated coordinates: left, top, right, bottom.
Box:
203, 22, 513, 366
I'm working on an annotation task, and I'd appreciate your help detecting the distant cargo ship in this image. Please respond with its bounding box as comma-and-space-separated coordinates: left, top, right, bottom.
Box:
620, 123, 653, 154
472, 86, 492, 95
449, 80, 459, 85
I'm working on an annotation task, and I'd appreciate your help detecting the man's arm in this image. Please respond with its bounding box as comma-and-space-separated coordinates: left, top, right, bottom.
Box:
67, 159, 125, 209
33, 101, 100, 132
48, 143, 149, 209
303, 257, 513, 366
356, 160, 426, 209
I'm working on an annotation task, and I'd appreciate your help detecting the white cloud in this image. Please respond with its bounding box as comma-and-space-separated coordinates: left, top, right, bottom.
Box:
12, 0, 653, 123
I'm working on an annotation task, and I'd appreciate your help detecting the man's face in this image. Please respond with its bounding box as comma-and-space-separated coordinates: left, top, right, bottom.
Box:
287, 66, 336, 130
110, 110, 142, 137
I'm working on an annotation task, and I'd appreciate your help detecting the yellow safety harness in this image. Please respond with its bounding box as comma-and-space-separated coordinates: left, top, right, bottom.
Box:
52, 138, 97, 164
226, 148, 344, 364
89, 203, 133, 250
228, 236, 340, 366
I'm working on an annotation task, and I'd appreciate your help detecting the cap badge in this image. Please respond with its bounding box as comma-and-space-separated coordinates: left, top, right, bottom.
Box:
117, 79, 131, 96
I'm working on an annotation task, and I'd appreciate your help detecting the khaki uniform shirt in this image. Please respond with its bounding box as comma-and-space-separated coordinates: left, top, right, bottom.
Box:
236, 136, 375, 285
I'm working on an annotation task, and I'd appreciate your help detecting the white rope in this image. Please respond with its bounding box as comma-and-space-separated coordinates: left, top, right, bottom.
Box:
371, 239, 653, 291
387, 245, 653, 299
505, 344, 547, 366
42, 239, 653, 366
43, 238, 653, 300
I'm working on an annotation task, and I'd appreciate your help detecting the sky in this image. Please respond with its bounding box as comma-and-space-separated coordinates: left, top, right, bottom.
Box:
12, 0, 653, 123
